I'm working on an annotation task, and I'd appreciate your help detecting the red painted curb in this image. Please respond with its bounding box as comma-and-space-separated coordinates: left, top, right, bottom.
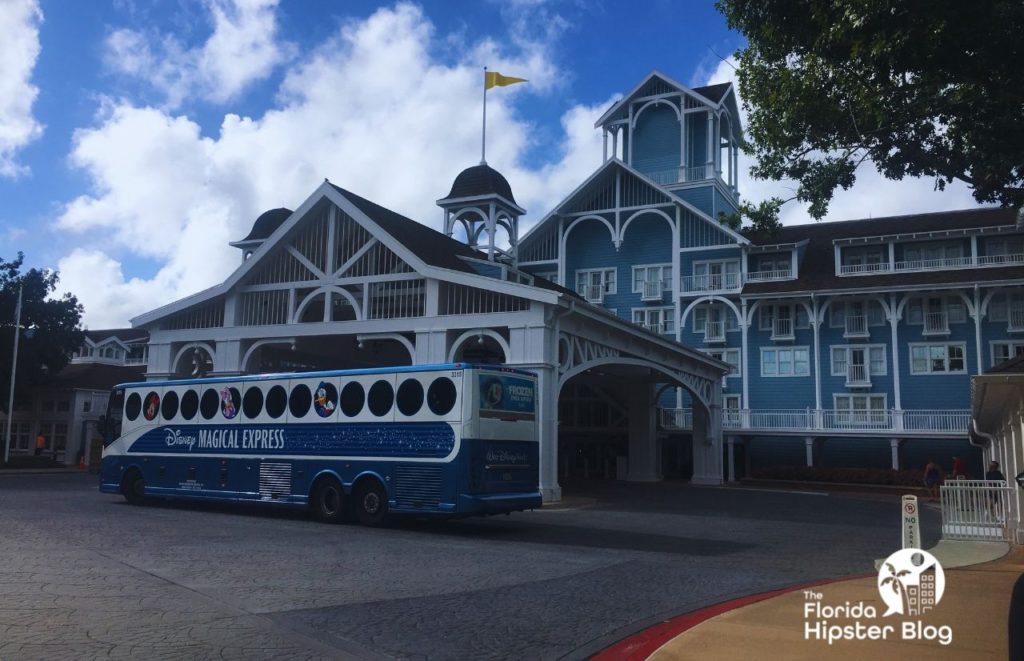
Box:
591, 574, 872, 661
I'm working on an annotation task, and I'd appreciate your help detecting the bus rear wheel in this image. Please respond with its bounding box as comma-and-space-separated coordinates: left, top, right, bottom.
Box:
311, 476, 345, 524
122, 469, 146, 505
353, 479, 389, 526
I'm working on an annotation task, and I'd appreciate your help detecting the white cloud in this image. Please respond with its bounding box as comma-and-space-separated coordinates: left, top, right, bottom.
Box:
698, 56, 982, 226
0, 0, 44, 177
58, 2, 604, 327
105, 0, 291, 108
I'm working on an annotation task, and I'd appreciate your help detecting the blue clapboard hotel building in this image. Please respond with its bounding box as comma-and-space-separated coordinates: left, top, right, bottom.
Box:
515, 71, 1020, 480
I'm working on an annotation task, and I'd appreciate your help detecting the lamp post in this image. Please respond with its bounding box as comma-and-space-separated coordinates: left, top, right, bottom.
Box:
3, 284, 23, 465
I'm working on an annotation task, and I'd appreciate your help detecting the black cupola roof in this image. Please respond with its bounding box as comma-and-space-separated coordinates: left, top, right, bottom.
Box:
241, 208, 292, 241
445, 164, 516, 204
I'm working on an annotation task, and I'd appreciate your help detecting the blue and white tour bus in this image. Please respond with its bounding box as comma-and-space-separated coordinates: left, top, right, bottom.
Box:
99, 364, 541, 525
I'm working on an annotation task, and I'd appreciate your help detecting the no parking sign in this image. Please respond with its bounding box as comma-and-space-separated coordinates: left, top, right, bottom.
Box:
901, 494, 920, 549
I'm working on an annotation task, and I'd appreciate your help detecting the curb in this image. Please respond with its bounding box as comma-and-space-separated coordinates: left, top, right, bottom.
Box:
590, 574, 870, 661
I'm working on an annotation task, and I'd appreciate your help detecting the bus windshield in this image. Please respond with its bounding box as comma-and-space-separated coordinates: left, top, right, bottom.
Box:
104, 388, 124, 446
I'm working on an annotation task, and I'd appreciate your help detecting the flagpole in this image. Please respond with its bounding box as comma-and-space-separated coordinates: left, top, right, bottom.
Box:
3, 283, 23, 465
481, 66, 488, 165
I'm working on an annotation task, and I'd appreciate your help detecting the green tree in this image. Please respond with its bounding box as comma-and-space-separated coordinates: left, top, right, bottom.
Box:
717, 0, 1024, 229
0, 253, 85, 414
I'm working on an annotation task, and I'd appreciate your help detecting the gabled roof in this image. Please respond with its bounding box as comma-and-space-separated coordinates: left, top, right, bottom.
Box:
743, 207, 1018, 295
84, 328, 148, 344
593, 70, 736, 128
520, 158, 749, 250
133, 181, 573, 327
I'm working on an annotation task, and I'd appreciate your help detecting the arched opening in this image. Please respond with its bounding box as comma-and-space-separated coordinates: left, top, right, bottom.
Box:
450, 332, 506, 364
174, 345, 214, 378
555, 360, 712, 491
243, 334, 413, 374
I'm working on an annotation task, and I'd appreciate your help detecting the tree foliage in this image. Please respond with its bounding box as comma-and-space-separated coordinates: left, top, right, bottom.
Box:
0, 253, 84, 414
717, 0, 1024, 226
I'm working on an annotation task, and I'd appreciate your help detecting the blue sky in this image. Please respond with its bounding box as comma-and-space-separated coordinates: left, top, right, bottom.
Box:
0, 0, 980, 327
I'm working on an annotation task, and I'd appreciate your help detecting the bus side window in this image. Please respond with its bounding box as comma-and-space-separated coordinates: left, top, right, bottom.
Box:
104, 388, 125, 446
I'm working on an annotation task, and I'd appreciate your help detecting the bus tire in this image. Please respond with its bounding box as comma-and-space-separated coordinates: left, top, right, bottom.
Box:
122, 469, 146, 505
310, 476, 345, 523
353, 479, 389, 526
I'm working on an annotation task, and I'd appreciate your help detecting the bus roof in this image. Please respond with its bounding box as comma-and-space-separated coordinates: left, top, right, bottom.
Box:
113, 363, 537, 389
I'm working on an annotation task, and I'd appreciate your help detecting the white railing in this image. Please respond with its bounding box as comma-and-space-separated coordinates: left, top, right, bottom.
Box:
896, 256, 975, 272
977, 253, 1024, 266
840, 253, 1024, 277
659, 407, 970, 434
641, 280, 665, 301
704, 320, 726, 343
772, 317, 794, 340
940, 480, 1012, 541
1009, 307, 1024, 332
661, 408, 694, 429
644, 321, 664, 334
746, 269, 792, 282
846, 364, 870, 387
643, 165, 714, 185
839, 262, 890, 275
680, 272, 741, 293
924, 311, 949, 335
577, 284, 604, 303
844, 315, 868, 338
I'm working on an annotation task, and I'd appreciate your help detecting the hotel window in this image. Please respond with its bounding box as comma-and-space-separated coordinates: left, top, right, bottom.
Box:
831, 301, 884, 327
692, 259, 740, 288
906, 296, 966, 325
985, 237, 1024, 258
834, 394, 887, 423
703, 348, 741, 377
757, 255, 791, 274
992, 342, 1024, 366
632, 264, 671, 293
761, 347, 810, 377
842, 246, 885, 271
632, 307, 675, 333
693, 305, 736, 333
909, 343, 966, 374
904, 241, 964, 263
575, 269, 616, 299
760, 304, 808, 330
831, 346, 887, 376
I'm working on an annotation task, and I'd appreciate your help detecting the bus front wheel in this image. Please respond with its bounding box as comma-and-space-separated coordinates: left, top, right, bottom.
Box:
353, 479, 389, 526
122, 469, 146, 505
311, 476, 346, 524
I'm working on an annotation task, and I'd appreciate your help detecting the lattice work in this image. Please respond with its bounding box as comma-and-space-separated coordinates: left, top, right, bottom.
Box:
368, 279, 425, 319
520, 223, 559, 262
439, 283, 530, 316
238, 290, 290, 326
620, 170, 670, 207
291, 206, 331, 273
636, 76, 674, 98
333, 209, 373, 272
246, 249, 318, 285
683, 93, 706, 110
164, 299, 224, 330
346, 241, 412, 277
679, 205, 734, 249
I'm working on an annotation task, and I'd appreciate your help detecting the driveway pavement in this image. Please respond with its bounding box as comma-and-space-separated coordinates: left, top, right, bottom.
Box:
0, 474, 936, 659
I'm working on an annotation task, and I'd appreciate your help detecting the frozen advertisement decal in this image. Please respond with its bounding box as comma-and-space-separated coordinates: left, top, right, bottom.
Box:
478, 374, 535, 420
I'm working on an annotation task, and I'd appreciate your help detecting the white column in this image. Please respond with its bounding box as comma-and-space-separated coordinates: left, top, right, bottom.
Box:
741, 299, 750, 409
812, 304, 822, 410
973, 286, 984, 375
414, 330, 448, 364
889, 438, 901, 470
805, 436, 815, 467
679, 110, 687, 180
627, 106, 634, 165
888, 242, 895, 271
536, 363, 561, 501
612, 128, 618, 160
706, 111, 714, 174
727, 436, 736, 482
889, 293, 902, 413
627, 382, 659, 481
602, 129, 608, 162
971, 235, 978, 264
691, 393, 724, 485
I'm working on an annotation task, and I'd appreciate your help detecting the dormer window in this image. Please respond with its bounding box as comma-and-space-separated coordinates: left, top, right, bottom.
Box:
841, 246, 886, 274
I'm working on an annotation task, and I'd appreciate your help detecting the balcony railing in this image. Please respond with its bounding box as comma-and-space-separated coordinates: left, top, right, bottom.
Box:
660, 408, 970, 434
846, 364, 870, 387
680, 272, 742, 293
644, 165, 714, 185
1009, 307, 1024, 332
924, 310, 950, 335
746, 269, 792, 283
704, 320, 726, 343
840, 253, 1024, 276
577, 284, 605, 303
844, 315, 869, 338
771, 317, 794, 341
641, 279, 666, 301
643, 321, 665, 334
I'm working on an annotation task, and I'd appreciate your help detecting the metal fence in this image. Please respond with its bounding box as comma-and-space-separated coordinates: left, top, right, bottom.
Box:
940, 480, 1013, 541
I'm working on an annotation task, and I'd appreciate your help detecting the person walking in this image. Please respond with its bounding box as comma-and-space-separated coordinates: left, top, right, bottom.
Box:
923, 458, 942, 501
34, 433, 45, 457
985, 461, 1007, 520
950, 455, 965, 479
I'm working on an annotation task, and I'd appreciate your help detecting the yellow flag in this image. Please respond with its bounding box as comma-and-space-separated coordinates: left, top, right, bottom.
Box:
485, 71, 527, 90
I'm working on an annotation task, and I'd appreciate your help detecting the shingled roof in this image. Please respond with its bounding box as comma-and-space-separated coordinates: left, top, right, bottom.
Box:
743, 207, 1020, 295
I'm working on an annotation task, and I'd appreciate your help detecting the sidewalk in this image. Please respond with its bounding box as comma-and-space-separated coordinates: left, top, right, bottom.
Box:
0, 466, 87, 476
598, 544, 1023, 660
